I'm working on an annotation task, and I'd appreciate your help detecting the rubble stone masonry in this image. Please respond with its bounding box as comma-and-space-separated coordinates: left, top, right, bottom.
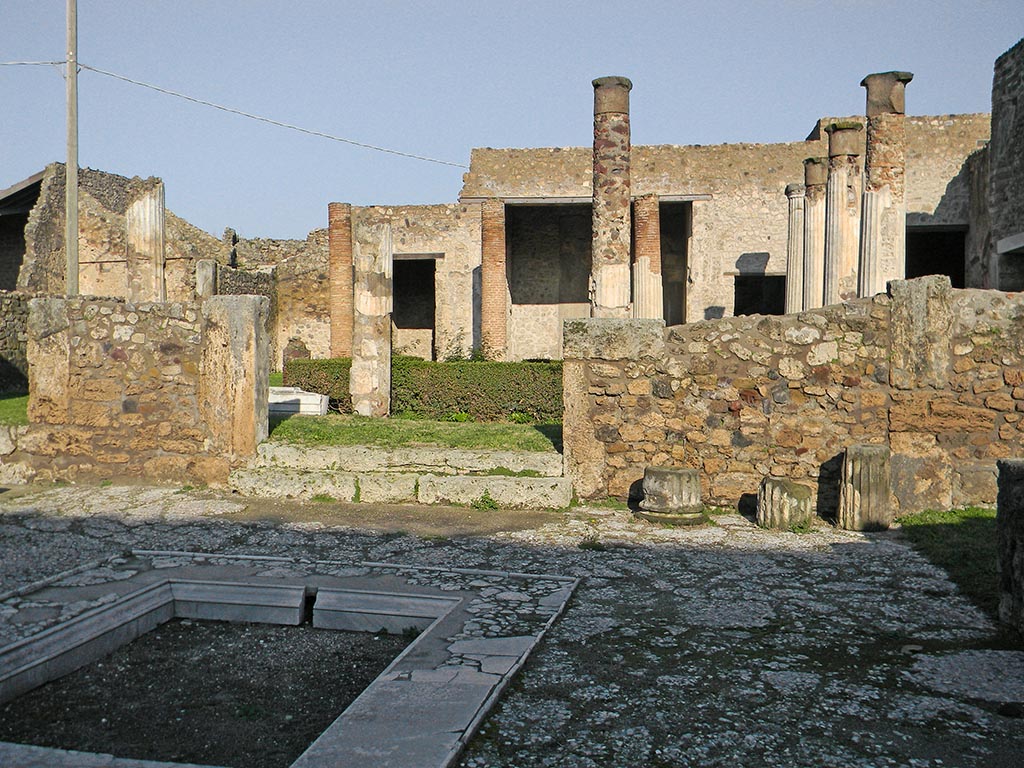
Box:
564, 276, 1024, 516
0, 291, 33, 391
12, 295, 267, 484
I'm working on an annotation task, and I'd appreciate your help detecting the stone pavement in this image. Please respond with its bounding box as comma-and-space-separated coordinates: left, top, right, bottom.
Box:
1, 484, 1022, 767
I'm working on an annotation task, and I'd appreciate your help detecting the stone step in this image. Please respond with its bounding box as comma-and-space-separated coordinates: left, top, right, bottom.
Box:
268, 386, 329, 416
253, 442, 564, 477
228, 467, 573, 510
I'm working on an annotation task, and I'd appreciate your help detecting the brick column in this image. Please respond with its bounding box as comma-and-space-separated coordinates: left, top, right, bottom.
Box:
591, 76, 633, 318
632, 193, 663, 319
784, 183, 805, 314
328, 202, 353, 358
859, 71, 914, 297
126, 179, 166, 302
802, 158, 828, 310
823, 122, 863, 306
480, 199, 508, 360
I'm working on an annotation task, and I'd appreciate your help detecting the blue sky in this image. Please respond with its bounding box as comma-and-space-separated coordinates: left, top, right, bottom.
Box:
2, 1, 1022, 239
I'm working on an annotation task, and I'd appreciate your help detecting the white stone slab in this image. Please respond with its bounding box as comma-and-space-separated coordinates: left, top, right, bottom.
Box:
268, 386, 329, 415
170, 581, 306, 625
417, 475, 572, 510
313, 588, 457, 633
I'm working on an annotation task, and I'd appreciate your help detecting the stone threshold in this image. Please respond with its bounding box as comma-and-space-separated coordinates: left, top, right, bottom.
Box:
0, 551, 578, 768
229, 466, 573, 509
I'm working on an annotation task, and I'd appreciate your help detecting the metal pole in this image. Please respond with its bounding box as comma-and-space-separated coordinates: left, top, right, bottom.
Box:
65, 0, 79, 296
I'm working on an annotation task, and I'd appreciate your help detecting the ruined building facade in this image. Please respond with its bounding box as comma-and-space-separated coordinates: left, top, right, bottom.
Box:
1, 39, 1022, 373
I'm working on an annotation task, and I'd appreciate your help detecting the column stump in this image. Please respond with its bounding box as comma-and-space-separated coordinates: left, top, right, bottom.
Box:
636, 466, 706, 526
757, 477, 814, 530
837, 444, 892, 531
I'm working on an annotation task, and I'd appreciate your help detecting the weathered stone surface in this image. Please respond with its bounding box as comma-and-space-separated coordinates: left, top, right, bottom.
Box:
640, 466, 702, 515
416, 474, 572, 510
888, 276, 953, 389
997, 460, 1024, 634
802, 158, 828, 310
562, 318, 665, 361
757, 477, 813, 529
350, 217, 392, 416
823, 124, 862, 305
837, 445, 892, 531
229, 467, 358, 501
785, 184, 805, 314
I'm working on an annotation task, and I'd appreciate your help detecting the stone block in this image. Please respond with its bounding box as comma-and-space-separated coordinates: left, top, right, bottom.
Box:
756, 477, 814, 529
888, 276, 953, 390
837, 445, 892, 530
997, 460, 1024, 635
416, 475, 572, 510
562, 318, 665, 361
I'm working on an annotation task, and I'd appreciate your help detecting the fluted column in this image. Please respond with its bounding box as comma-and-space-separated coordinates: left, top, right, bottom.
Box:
859, 71, 914, 296
802, 158, 827, 310
632, 193, 663, 319
480, 199, 508, 359
785, 183, 805, 313
126, 179, 166, 302
328, 202, 354, 358
823, 122, 863, 306
837, 444, 892, 531
349, 217, 392, 417
591, 76, 633, 317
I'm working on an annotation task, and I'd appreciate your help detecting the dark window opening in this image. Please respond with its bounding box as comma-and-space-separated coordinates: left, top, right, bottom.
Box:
393, 258, 436, 359
734, 275, 786, 316
506, 204, 591, 305
905, 228, 966, 288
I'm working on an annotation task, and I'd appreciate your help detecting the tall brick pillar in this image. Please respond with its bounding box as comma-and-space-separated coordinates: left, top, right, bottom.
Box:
823, 122, 863, 306
591, 76, 632, 318
802, 158, 828, 310
632, 193, 663, 319
328, 202, 354, 358
480, 199, 508, 360
126, 179, 166, 302
859, 71, 914, 297
784, 183, 805, 314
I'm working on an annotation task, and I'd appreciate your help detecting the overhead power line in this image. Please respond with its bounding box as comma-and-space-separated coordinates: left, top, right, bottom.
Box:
1, 59, 469, 169
78, 63, 469, 169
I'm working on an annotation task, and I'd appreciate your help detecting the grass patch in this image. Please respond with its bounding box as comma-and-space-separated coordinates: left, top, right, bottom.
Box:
470, 490, 499, 511
0, 392, 29, 426
898, 507, 998, 619
268, 414, 560, 453
269, 372, 284, 387
310, 493, 335, 503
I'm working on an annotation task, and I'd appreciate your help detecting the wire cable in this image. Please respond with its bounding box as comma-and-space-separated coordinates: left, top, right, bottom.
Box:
75, 62, 469, 169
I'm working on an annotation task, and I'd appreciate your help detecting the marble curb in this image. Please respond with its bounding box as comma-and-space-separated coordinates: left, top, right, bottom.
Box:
0, 551, 579, 768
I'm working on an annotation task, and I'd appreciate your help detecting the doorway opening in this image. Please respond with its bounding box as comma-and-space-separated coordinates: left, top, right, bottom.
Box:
905, 227, 966, 288
393, 256, 438, 360
660, 201, 690, 326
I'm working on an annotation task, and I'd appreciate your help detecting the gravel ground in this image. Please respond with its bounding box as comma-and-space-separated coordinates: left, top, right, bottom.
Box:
1, 484, 1023, 767
0, 619, 408, 768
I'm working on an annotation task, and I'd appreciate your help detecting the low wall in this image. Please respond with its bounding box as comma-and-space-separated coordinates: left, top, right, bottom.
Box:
564, 276, 1024, 515
0, 291, 32, 392
11, 295, 267, 484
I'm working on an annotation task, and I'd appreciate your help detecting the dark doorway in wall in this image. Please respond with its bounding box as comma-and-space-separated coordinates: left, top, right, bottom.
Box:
393, 256, 437, 359
905, 227, 966, 288
506, 204, 591, 305
734, 275, 786, 316
660, 202, 690, 326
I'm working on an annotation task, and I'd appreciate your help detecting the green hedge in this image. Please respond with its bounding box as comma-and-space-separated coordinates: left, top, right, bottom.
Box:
283, 356, 562, 422
283, 358, 353, 413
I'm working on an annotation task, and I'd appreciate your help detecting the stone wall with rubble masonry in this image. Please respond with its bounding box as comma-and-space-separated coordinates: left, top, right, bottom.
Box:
0, 295, 268, 485
563, 276, 1024, 516
463, 116, 988, 323
0, 291, 33, 392
227, 229, 331, 369
16, 164, 223, 299
990, 39, 1024, 250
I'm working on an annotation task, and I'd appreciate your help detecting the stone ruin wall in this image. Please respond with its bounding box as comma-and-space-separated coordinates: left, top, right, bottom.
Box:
0, 291, 34, 392
990, 40, 1024, 258
16, 164, 223, 299
563, 276, 1024, 516
463, 116, 988, 327
2, 295, 268, 485
351, 204, 482, 360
